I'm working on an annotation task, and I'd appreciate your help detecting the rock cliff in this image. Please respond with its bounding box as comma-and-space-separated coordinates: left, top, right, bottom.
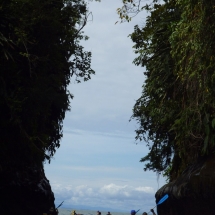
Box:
0, 165, 55, 215
155, 156, 215, 215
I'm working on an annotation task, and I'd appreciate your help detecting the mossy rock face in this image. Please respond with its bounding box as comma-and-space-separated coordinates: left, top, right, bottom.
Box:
156, 156, 215, 215
0, 166, 55, 215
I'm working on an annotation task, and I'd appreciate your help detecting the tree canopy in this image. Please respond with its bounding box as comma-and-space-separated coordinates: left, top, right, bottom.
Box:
0, 0, 94, 175
119, 0, 215, 181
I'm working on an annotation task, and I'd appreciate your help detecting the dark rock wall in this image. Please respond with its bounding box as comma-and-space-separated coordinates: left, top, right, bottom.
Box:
0, 165, 55, 215
156, 195, 215, 215
156, 156, 215, 215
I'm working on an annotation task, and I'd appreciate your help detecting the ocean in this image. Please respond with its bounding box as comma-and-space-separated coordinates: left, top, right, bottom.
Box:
58, 209, 130, 215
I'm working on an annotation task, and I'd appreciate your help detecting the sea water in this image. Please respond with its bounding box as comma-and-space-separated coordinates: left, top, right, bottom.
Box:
58, 209, 129, 215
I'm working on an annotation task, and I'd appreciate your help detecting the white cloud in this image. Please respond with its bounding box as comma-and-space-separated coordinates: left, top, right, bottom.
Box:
135, 187, 154, 193
99, 184, 129, 196
51, 182, 156, 212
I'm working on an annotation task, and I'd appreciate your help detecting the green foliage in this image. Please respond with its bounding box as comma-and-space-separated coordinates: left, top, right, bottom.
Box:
0, 0, 95, 173
117, 0, 144, 22
170, 0, 215, 157
128, 0, 215, 181
130, 0, 181, 177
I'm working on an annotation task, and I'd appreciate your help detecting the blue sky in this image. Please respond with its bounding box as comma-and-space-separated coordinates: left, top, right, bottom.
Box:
44, 0, 167, 213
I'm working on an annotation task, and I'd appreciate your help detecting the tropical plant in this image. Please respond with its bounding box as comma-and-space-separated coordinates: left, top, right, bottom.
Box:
0, 0, 94, 175
119, 0, 215, 181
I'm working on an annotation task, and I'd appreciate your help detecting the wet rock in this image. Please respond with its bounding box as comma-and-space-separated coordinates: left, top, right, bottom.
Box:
156, 156, 215, 215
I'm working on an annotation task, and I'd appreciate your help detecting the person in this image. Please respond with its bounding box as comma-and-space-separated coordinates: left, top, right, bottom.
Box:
71, 210, 77, 215
47, 207, 59, 215
131, 210, 136, 215
97, 211, 101, 215
142, 209, 156, 215
107, 212, 111, 215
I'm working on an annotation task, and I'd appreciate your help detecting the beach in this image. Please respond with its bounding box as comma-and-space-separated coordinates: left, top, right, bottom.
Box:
58, 209, 130, 215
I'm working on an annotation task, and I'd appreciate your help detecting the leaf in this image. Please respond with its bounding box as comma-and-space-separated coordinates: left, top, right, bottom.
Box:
212, 118, 215, 128
202, 135, 209, 154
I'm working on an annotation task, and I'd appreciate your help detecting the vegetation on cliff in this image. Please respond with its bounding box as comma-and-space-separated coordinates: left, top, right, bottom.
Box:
118, 0, 215, 181
0, 0, 95, 213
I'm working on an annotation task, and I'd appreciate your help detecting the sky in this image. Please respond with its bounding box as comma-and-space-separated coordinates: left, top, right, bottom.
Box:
44, 0, 167, 213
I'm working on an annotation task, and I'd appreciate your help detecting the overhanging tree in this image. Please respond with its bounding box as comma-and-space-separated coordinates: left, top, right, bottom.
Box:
0, 0, 95, 182
119, 0, 215, 181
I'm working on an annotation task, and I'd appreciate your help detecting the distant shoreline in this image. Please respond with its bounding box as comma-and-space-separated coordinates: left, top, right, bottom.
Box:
58, 208, 129, 215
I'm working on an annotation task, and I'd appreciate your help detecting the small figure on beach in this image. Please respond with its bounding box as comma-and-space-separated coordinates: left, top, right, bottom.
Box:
47, 207, 58, 215
142, 209, 156, 215
97, 211, 101, 215
107, 212, 111, 215
131, 210, 136, 215
71, 210, 77, 215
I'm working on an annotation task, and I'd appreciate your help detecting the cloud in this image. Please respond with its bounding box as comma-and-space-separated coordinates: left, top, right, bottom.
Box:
61, 166, 131, 172
135, 186, 154, 193
51, 182, 156, 212
99, 183, 154, 199
63, 128, 134, 140
65, 0, 146, 136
